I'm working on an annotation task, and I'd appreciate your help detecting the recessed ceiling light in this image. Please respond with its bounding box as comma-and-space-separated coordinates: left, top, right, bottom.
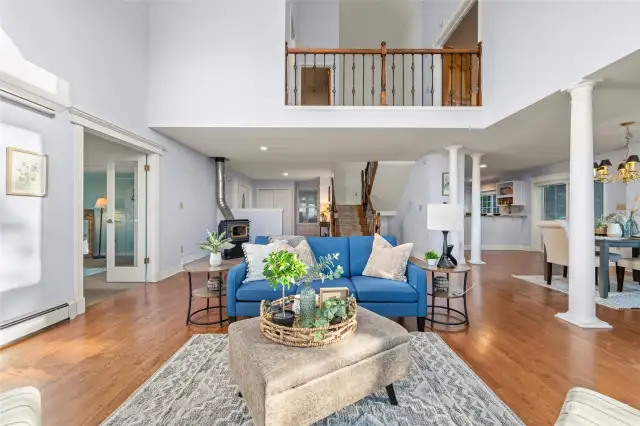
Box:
282, 172, 289, 176
480, 164, 487, 168
260, 146, 268, 151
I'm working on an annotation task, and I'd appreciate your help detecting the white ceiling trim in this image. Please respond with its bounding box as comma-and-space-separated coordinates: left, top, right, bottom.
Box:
69, 108, 165, 155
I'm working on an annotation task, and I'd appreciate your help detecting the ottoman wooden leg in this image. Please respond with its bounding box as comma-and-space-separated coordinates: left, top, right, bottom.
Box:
237, 391, 242, 397
417, 317, 425, 332
385, 384, 398, 406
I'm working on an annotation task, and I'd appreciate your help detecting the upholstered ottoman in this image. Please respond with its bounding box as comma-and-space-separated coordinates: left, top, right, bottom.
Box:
228, 307, 410, 426
555, 387, 640, 425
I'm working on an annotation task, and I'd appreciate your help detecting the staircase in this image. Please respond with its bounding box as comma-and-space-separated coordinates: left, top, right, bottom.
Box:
334, 204, 370, 236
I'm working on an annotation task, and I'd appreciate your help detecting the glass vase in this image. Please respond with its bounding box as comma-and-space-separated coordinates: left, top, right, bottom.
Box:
299, 283, 317, 327
626, 217, 640, 237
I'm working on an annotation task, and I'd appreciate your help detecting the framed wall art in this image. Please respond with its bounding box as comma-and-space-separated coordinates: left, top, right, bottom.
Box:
6, 147, 48, 197
442, 172, 450, 196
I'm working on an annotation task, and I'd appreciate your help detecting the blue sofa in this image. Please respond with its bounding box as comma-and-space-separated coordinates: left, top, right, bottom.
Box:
226, 235, 428, 331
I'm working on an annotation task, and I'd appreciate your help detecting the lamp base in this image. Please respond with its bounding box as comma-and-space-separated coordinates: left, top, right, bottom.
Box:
438, 230, 456, 269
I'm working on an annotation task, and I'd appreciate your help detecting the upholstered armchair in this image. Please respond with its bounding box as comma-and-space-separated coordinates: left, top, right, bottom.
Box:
0, 387, 41, 426
537, 220, 623, 289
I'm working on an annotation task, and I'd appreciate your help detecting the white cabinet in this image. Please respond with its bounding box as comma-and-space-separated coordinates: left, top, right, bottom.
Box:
496, 181, 526, 206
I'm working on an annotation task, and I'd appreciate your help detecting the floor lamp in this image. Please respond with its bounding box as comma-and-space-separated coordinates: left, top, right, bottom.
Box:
93, 197, 107, 259
427, 203, 463, 269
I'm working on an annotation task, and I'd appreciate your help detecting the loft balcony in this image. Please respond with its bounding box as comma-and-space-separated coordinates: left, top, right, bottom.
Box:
285, 42, 482, 108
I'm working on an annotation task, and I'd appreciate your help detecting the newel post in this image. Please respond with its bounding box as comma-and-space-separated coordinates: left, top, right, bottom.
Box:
285, 41, 289, 105
380, 41, 387, 106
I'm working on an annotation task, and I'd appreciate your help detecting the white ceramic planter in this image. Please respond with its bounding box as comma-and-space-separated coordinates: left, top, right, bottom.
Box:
427, 259, 437, 267
209, 252, 222, 266
607, 223, 623, 238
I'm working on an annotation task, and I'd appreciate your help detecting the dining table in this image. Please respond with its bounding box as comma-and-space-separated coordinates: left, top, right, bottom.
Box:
595, 236, 640, 298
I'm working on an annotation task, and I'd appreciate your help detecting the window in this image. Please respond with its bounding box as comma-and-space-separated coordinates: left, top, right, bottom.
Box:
481, 191, 499, 214
542, 183, 567, 220
594, 181, 604, 223
298, 190, 318, 223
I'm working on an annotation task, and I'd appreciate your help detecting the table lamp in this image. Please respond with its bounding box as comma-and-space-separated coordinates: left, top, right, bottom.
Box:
94, 197, 107, 259
427, 203, 463, 269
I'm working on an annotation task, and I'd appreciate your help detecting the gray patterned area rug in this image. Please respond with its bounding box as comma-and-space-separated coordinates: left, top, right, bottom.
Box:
102, 333, 523, 426
513, 274, 640, 309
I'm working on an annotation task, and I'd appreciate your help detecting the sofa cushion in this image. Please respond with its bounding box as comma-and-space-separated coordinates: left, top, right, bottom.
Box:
294, 277, 355, 297
351, 275, 418, 303
349, 235, 397, 277
236, 279, 297, 302
306, 237, 351, 277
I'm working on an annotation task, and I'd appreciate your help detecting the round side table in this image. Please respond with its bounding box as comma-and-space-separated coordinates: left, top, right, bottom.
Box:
426, 264, 472, 328
183, 258, 237, 327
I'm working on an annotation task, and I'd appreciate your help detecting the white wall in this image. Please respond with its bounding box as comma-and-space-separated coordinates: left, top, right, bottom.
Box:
422, 0, 465, 47
253, 180, 296, 234
0, 105, 75, 324
295, 0, 339, 48
226, 168, 254, 210
482, 0, 640, 126
0, 0, 218, 280
333, 162, 366, 204
370, 162, 414, 210
231, 209, 283, 242
388, 153, 449, 256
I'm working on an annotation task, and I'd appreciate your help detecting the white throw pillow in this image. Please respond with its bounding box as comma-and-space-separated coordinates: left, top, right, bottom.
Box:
242, 242, 277, 283
362, 234, 413, 282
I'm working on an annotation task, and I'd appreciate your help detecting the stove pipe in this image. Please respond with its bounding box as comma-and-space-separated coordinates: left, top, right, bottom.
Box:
214, 157, 234, 221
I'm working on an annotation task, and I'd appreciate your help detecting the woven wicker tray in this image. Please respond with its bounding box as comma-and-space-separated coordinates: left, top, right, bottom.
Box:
259, 296, 357, 348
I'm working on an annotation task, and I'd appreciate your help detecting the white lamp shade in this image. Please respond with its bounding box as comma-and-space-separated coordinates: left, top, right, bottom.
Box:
427, 204, 463, 231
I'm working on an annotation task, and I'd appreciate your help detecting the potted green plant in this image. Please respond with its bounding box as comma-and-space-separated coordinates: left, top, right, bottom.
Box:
298, 254, 344, 328
263, 250, 308, 327
312, 296, 356, 341
424, 250, 439, 267
200, 230, 235, 266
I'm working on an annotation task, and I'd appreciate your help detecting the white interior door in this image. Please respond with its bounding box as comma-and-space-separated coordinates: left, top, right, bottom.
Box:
258, 189, 274, 208
239, 184, 251, 208
106, 155, 147, 282
273, 189, 292, 235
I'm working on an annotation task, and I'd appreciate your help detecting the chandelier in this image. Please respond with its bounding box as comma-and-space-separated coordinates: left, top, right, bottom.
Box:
594, 122, 640, 184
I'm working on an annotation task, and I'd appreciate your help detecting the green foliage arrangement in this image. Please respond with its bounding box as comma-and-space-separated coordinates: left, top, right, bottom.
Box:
309, 296, 356, 340
300, 253, 344, 286
199, 230, 234, 253
263, 250, 308, 317
425, 250, 439, 260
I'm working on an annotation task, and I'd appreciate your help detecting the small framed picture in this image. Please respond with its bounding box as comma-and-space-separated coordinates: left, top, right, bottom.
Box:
6, 147, 48, 197
319, 287, 350, 305
441, 172, 450, 196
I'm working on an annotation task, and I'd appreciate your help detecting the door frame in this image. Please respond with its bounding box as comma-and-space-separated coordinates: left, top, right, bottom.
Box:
238, 184, 252, 209
530, 173, 570, 252
71, 108, 164, 316
256, 187, 294, 235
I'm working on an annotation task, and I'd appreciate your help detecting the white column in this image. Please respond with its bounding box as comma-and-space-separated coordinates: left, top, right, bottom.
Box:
470, 153, 485, 264
446, 145, 462, 261
457, 151, 466, 262
556, 80, 611, 329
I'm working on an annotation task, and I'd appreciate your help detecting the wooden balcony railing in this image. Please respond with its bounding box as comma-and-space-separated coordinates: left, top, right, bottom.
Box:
285, 42, 482, 107
361, 161, 380, 235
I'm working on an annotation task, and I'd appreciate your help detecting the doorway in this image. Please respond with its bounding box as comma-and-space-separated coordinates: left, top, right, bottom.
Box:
257, 188, 293, 234
82, 133, 148, 307
238, 184, 251, 209
301, 67, 332, 106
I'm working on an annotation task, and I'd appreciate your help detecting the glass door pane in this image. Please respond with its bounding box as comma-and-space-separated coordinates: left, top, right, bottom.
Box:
542, 184, 567, 220
106, 156, 146, 283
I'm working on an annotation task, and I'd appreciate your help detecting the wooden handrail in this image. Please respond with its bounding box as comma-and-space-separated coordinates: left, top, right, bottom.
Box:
287, 47, 480, 55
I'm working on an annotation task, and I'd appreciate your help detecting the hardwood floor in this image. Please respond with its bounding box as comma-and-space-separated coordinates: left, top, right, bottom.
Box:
2, 251, 640, 426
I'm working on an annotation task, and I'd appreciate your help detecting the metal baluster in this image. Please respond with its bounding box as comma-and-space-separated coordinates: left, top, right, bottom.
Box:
285, 42, 288, 105
468, 53, 473, 106
411, 54, 415, 106
293, 54, 298, 106
421, 53, 424, 106
402, 55, 405, 106
332, 53, 337, 106
362, 54, 365, 106
430, 54, 435, 106
352, 54, 356, 105
391, 54, 396, 106
371, 54, 375, 105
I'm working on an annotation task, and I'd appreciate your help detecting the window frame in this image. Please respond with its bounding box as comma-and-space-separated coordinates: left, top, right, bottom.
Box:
480, 190, 499, 214
297, 188, 320, 224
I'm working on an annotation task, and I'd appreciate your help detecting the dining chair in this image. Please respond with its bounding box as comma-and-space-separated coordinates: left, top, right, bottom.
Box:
537, 220, 624, 289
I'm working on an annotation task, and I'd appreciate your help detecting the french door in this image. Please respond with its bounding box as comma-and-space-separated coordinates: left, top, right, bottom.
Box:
106, 155, 147, 282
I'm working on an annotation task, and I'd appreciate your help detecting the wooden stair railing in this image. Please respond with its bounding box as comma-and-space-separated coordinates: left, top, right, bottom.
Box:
285, 42, 482, 107
361, 161, 380, 235
329, 177, 337, 236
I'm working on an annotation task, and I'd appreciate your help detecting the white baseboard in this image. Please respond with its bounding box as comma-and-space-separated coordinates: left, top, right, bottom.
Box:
0, 304, 70, 346
463, 244, 530, 251
158, 253, 208, 281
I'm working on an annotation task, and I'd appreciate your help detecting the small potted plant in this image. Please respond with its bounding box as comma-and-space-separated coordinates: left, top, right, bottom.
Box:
424, 250, 439, 267
595, 216, 607, 236
263, 250, 308, 327
298, 253, 343, 328
312, 296, 356, 340
200, 230, 235, 266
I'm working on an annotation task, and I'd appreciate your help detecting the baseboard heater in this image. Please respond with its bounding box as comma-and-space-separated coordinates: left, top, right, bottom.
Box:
0, 303, 69, 347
